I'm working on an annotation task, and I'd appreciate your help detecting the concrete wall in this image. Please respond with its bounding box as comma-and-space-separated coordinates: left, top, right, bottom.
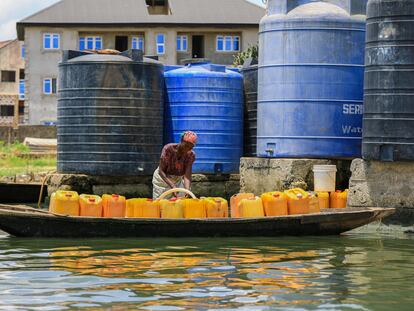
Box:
0, 125, 56, 143
23, 25, 259, 125
240, 158, 352, 195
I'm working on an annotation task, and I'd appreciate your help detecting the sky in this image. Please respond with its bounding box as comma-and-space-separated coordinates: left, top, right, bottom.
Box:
0, 0, 266, 41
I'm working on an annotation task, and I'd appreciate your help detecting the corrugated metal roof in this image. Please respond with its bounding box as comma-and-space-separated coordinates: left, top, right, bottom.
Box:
17, 0, 264, 39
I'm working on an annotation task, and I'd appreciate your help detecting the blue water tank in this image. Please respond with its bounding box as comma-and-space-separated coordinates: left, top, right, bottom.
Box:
164, 63, 244, 174
258, 0, 366, 158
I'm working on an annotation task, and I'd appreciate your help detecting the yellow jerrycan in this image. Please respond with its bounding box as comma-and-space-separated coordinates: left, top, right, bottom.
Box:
239, 197, 265, 218
102, 194, 126, 218
230, 193, 255, 218
203, 197, 229, 218
330, 190, 348, 208
160, 198, 184, 219
317, 192, 330, 209
308, 192, 321, 214
261, 192, 288, 217
179, 199, 207, 219
49, 190, 80, 216
285, 188, 310, 215
79, 194, 102, 217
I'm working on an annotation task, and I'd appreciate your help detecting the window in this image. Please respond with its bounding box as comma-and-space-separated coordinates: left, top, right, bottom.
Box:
43, 33, 60, 49
216, 35, 240, 52
19, 80, 25, 100
132, 36, 145, 51
176, 35, 187, 52
21, 44, 25, 59
79, 36, 102, 51
156, 33, 165, 55
43, 78, 57, 95
1, 71, 16, 82
0, 106, 14, 117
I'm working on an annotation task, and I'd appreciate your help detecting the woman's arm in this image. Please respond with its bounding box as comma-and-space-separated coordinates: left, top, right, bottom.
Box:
183, 162, 192, 190
159, 160, 177, 189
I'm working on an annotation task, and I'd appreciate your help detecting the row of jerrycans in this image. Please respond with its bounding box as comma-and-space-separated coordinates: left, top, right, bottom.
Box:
230, 189, 348, 218
50, 192, 127, 217
128, 197, 229, 219
49, 191, 228, 219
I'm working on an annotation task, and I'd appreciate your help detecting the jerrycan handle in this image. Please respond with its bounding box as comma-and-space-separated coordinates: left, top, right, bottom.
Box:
159, 188, 197, 200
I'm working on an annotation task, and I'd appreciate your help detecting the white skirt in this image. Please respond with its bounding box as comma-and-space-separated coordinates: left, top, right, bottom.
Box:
152, 167, 184, 200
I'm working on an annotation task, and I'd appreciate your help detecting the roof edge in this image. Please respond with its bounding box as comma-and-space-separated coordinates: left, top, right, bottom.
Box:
17, 22, 260, 40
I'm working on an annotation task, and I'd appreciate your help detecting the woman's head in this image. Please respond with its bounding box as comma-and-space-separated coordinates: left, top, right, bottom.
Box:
179, 131, 198, 153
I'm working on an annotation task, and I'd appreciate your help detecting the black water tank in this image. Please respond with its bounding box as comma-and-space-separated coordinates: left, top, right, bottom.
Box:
363, 0, 414, 161
241, 58, 258, 157
58, 50, 164, 175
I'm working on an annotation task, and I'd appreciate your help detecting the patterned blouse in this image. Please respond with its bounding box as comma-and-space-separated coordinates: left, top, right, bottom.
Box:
159, 143, 196, 176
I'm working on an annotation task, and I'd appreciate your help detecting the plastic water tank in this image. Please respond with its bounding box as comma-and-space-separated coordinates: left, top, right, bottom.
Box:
58, 50, 164, 176
258, 0, 366, 158
241, 58, 258, 157
164, 63, 244, 174
363, 0, 414, 161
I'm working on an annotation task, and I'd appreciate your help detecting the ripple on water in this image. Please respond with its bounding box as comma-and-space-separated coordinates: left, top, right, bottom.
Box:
0, 226, 413, 310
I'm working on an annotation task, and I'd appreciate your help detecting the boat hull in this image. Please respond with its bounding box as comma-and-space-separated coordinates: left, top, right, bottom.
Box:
0, 205, 395, 238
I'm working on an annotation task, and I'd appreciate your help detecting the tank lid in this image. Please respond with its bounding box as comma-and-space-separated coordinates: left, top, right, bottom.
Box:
62, 49, 161, 64
287, 2, 350, 17
187, 62, 226, 73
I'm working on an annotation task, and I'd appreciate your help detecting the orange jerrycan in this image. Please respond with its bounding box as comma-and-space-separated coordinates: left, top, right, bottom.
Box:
203, 197, 228, 218
308, 192, 321, 214
285, 188, 310, 215
261, 192, 288, 217
141, 199, 161, 218
49, 191, 80, 216
239, 197, 265, 218
102, 194, 126, 218
180, 199, 206, 219
230, 193, 255, 218
330, 190, 348, 208
160, 198, 184, 219
317, 192, 330, 209
79, 194, 102, 217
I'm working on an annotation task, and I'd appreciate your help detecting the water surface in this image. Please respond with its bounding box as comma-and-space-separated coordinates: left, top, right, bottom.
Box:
0, 225, 413, 310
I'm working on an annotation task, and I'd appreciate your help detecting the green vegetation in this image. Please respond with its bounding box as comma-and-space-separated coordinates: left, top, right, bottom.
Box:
233, 44, 259, 67
0, 141, 56, 177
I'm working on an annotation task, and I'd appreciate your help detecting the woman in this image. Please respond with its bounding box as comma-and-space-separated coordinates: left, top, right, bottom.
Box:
152, 131, 197, 199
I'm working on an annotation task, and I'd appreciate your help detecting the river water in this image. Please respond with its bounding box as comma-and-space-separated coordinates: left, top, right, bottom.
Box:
0, 225, 413, 311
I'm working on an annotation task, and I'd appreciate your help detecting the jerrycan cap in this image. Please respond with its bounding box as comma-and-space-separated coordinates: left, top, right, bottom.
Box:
170, 197, 178, 202
336, 190, 341, 193
112, 194, 120, 198
89, 198, 96, 203
273, 194, 280, 198
147, 199, 153, 202
65, 193, 72, 198
297, 194, 303, 198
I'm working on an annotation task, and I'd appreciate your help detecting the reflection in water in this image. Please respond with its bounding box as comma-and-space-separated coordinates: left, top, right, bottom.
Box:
0, 231, 413, 310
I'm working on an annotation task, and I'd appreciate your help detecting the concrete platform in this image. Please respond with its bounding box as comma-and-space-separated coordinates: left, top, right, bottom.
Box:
349, 159, 414, 225
240, 157, 351, 194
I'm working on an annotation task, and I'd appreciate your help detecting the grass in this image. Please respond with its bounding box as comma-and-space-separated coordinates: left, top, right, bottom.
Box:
0, 141, 57, 177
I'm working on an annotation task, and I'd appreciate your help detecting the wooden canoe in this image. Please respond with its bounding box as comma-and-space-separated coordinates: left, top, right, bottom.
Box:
0, 204, 395, 238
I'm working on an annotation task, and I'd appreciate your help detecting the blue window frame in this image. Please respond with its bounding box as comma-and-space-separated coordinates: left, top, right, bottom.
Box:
176, 35, 187, 52
216, 35, 240, 52
43, 33, 60, 49
43, 79, 51, 94
156, 33, 165, 55
21, 45, 25, 59
217, 36, 224, 51
79, 36, 103, 50
43, 78, 57, 95
132, 36, 144, 51
19, 80, 25, 100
